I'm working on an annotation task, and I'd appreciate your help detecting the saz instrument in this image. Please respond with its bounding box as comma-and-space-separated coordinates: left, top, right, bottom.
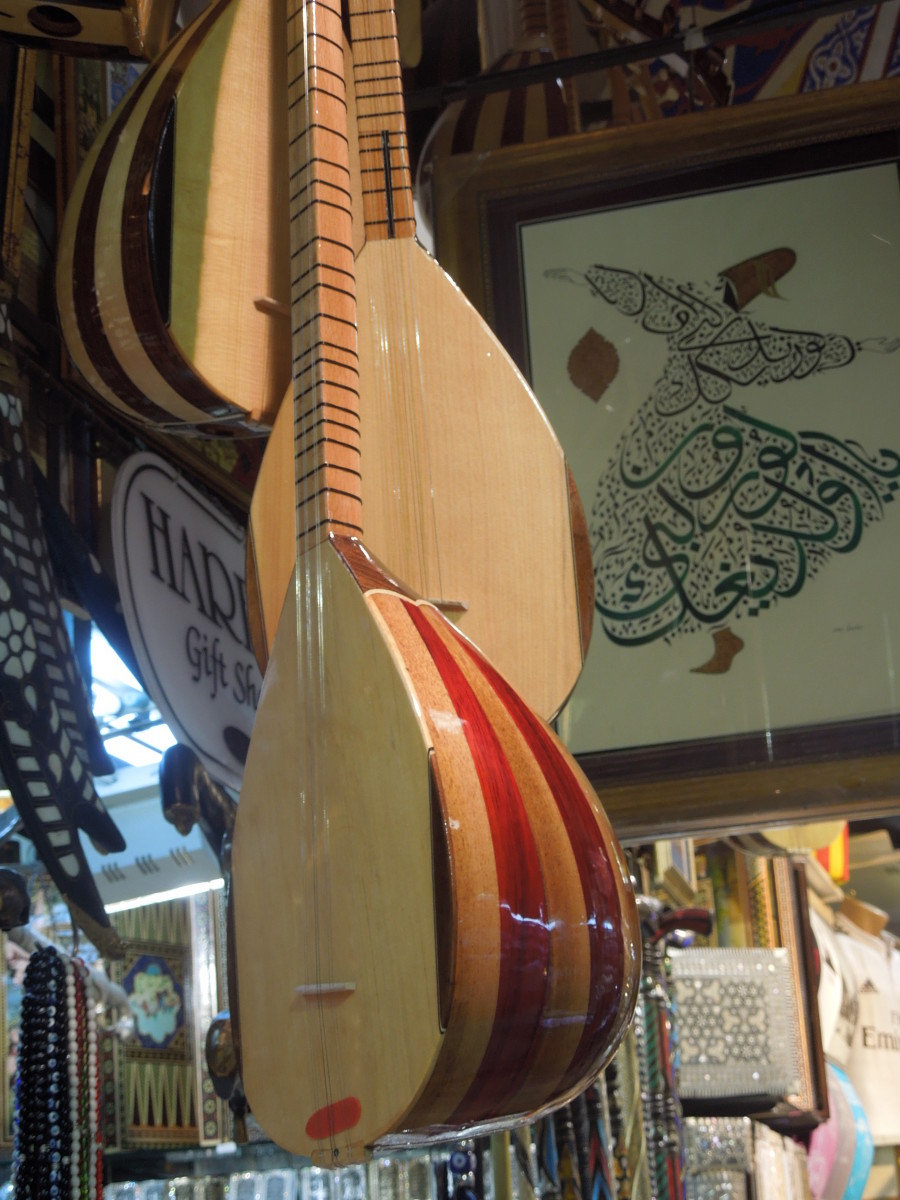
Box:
248, 0, 591, 721
231, 0, 638, 1165
55, 0, 593, 721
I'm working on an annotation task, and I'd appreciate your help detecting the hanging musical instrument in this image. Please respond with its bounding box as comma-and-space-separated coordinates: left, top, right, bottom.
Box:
55, 0, 593, 721
55, 0, 291, 436
247, 0, 593, 720
230, 0, 638, 1165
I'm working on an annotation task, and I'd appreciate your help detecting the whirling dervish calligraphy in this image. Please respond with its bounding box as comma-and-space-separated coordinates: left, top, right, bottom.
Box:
549, 251, 900, 671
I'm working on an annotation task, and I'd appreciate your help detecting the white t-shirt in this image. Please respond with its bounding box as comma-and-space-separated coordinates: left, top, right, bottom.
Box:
836, 921, 900, 1146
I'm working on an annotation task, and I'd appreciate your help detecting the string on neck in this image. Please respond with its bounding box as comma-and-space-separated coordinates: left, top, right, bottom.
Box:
348, 0, 445, 610
288, 0, 359, 1160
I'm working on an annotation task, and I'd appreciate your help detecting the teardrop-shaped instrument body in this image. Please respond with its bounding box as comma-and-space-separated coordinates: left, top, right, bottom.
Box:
247, 235, 593, 720
233, 0, 638, 1162
232, 535, 639, 1164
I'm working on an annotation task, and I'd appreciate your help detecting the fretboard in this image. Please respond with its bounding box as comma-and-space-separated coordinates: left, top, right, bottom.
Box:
348, 1, 416, 241
288, 0, 364, 551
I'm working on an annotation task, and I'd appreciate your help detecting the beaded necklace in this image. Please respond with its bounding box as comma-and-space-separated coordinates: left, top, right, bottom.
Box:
65, 958, 82, 1197
12, 945, 105, 1200
70, 959, 103, 1200
13, 943, 73, 1200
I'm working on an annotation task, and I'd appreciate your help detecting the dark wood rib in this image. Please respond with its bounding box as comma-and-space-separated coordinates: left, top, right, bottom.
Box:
330, 534, 419, 599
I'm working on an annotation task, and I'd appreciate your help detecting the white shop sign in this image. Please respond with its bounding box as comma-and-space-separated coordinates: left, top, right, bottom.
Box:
112, 453, 260, 790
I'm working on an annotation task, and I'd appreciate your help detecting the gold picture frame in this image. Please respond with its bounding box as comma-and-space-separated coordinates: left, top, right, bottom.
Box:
431, 79, 900, 842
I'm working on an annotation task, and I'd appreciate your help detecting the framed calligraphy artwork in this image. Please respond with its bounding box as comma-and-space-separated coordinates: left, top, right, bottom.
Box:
431, 79, 900, 840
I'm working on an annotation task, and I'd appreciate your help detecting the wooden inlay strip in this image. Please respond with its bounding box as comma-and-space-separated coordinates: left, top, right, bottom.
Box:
118, 21, 245, 416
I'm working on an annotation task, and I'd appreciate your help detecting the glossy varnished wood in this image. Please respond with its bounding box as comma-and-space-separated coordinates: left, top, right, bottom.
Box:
347, 2, 416, 240
233, 538, 444, 1161
56, 0, 291, 433
56, 0, 592, 717
248, 235, 589, 721
283, 0, 363, 548
234, 532, 639, 1160
247, 0, 590, 720
233, 0, 639, 1164
382, 593, 636, 1131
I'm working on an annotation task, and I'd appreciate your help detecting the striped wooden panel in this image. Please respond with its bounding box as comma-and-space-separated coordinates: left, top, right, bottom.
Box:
416, 1, 573, 218
56, 0, 291, 436
422, 37, 570, 162
379, 592, 638, 1130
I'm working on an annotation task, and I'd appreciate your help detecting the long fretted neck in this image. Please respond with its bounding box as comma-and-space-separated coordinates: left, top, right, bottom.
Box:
347, 1, 416, 242
289, 0, 364, 553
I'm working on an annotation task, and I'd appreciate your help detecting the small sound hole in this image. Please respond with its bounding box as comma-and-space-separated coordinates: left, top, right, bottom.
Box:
28, 5, 83, 36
